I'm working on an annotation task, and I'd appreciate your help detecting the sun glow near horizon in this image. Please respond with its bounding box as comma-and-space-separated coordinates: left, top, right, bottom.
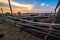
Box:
0, 0, 34, 14
0, 0, 58, 14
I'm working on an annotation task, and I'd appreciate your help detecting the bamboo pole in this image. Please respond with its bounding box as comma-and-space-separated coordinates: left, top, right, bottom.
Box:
1, 8, 3, 14
8, 0, 13, 15
55, 0, 60, 12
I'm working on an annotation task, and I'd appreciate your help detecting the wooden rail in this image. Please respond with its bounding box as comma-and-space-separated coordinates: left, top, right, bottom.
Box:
5, 16, 60, 40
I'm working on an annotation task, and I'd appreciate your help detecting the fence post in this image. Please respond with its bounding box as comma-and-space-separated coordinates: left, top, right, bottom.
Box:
44, 24, 53, 40
8, 0, 13, 15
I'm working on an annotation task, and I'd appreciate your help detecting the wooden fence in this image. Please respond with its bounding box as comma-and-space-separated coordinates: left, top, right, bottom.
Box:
5, 16, 60, 40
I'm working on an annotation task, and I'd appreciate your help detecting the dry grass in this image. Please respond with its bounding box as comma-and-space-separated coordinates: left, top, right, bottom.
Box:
0, 16, 41, 40
0, 23, 41, 40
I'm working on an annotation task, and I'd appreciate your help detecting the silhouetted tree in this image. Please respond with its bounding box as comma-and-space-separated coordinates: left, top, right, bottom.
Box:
5, 12, 11, 16
17, 12, 21, 17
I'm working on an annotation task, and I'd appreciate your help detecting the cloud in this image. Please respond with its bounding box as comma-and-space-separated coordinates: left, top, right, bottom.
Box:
40, 3, 45, 6
40, 3, 50, 7
0, 0, 53, 13
11, 1, 34, 10
26, 9, 53, 13
0, 0, 34, 10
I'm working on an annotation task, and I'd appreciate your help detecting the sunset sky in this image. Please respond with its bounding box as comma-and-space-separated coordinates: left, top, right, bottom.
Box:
0, 0, 58, 13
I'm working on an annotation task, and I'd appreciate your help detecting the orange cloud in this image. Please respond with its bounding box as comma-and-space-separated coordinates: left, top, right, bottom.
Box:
0, 0, 34, 14
0, 0, 54, 13
0, 0, 34, 10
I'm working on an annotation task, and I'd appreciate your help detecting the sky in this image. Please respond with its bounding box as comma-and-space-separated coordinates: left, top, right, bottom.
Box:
14, 0, 58, 9
0, 0, 58, 13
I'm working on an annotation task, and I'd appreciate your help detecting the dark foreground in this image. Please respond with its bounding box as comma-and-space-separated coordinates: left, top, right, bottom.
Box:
0, 23, 41, 40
